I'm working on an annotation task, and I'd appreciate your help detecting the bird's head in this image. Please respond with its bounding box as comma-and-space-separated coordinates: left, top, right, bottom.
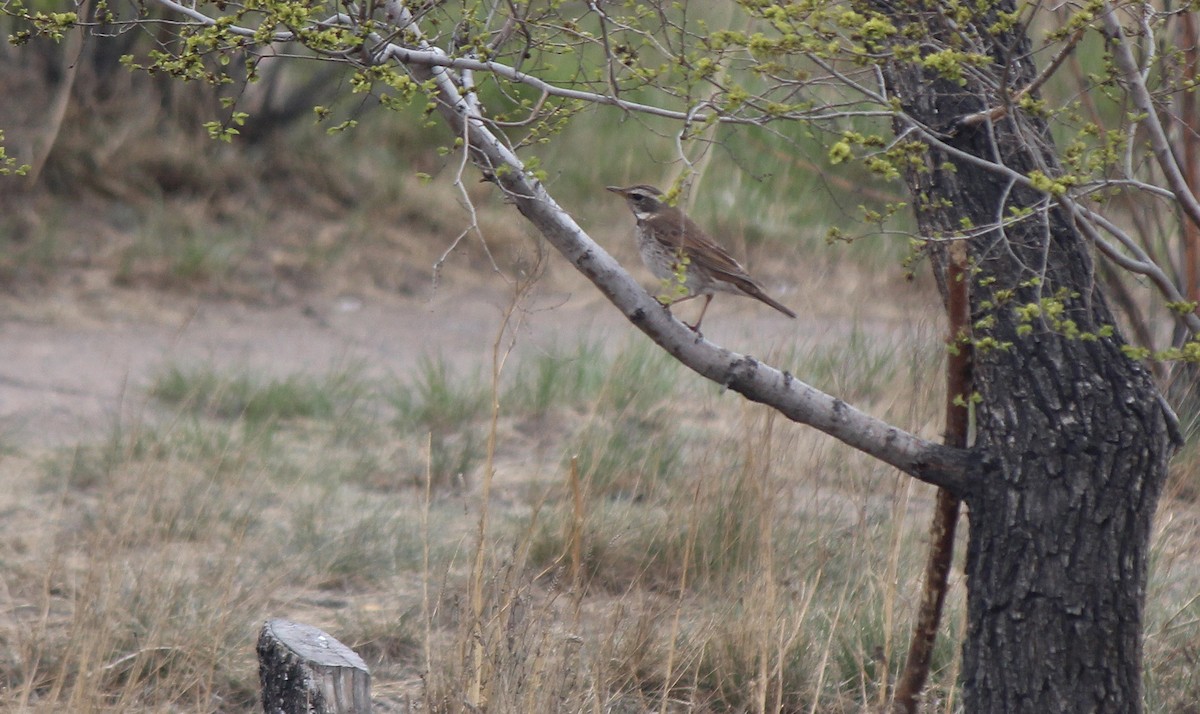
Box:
606, 184, 666, 220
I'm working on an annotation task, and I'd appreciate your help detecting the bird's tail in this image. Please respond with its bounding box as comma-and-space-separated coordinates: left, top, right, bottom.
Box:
744, 284, 792, 319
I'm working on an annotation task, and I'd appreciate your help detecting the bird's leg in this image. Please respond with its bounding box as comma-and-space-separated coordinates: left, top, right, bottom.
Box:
655, 291, 700, 321
686, 294, 713, 332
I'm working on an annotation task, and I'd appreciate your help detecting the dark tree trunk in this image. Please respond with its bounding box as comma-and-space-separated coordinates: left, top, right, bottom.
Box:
871, 1, 1176, 710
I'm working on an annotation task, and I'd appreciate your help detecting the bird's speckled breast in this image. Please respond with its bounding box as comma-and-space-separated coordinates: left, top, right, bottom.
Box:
634, 221, 728, 296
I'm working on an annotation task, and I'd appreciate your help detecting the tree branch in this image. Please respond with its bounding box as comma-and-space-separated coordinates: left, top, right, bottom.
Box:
147, 0, 976, 495
1065, 197, 1200, 335
893, 240, 971, 712
891, 110, 1200, 339
152, 0, 889, 127
1100, 2, 1200, 233
419, 33, 975, 496
955, 27, 1085, 130
134, 0, 989, 492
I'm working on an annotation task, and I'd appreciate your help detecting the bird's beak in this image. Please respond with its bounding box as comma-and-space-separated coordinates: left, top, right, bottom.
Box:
605, 186, 625, 195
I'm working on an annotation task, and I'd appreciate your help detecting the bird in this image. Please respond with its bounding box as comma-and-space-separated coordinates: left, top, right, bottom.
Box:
606, 184, 796, 332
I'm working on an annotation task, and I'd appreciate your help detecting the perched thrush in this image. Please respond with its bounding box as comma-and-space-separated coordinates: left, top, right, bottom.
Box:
606, 184, 796, 331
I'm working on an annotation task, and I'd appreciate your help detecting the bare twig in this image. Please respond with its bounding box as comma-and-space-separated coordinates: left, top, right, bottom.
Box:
956, 27, 1086, 130
1100, 2, 1200, 232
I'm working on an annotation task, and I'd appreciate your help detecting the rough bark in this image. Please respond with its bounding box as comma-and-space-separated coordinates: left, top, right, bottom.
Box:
257, 619, 371, 714
873, 1, 1175, 710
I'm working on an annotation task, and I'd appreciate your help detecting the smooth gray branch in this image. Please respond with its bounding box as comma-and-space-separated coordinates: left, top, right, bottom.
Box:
146, 0, 973, 494
380, 16, 974, 496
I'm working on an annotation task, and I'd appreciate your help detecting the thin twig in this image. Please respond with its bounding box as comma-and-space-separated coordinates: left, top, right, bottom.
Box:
1100, 2, 1200, 232
956, 27, 1086, 130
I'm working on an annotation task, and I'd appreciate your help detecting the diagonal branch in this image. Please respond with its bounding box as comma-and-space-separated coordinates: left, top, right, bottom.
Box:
143, 0, 977, 492
369, 10, 976, 496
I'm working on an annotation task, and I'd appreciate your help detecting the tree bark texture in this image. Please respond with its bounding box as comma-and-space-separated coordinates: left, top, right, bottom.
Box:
257, 619, 371, 714
871, 1, 1174, 710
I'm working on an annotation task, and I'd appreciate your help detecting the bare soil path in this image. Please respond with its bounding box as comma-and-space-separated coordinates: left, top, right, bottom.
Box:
0, 260, 933, 450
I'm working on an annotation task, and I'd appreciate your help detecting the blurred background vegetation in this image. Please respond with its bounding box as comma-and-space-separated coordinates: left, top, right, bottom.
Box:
0, 3, 913, 305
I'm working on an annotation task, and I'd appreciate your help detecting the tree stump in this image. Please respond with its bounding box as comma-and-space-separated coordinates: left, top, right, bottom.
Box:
257, 619, 371, 714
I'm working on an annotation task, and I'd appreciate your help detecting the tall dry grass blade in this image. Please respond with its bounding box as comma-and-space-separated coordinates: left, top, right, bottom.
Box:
879, 477, 914, 709
421, 431, 434, 695
943, 599, 968, 713
776, 574, 818, 711
14, 507, 65, 710
658, 480, 703, 714
466, 280, 530, 710
568, 455, 584, 590
808, 570, 852, 714
749, 407, 778, 714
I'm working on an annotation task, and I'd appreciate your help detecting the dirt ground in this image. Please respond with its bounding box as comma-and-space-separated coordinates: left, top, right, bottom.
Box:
0, 255, 937, 450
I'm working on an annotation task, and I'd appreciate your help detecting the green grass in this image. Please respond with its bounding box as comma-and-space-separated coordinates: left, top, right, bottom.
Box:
150, 364, 367, 424
113, 202, 260, 290
390, 355, 490, 489
391, 356, 489, 433
779, 326, 905, 405
504, 339, 608, 417
552, 340, 689, 498
0, 209, 70, 287
284, 497, 427, 589
569, 414, 685, 500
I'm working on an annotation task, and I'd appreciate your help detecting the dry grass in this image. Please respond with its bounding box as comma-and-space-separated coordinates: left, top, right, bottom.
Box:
1, 296, 1198, 713
2, 305, 1199, 712
0, 321, 945, 711
2, 182, 1198, 714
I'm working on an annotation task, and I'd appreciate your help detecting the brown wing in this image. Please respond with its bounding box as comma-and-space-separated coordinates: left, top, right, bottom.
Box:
646, 207, 797, 319
647, 207, 749, 278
